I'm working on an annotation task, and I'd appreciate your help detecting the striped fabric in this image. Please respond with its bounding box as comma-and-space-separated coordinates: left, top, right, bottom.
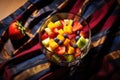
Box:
0, 0, 120, 80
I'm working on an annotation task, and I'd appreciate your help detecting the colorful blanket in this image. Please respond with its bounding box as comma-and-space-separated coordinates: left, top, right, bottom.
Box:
0, 0, 120, 80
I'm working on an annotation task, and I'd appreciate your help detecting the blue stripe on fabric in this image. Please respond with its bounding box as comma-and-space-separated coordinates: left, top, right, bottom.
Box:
81, 0, 105, 20
28, 0, 40, 4
10, 54, 48, 75
110, 35, 120, 52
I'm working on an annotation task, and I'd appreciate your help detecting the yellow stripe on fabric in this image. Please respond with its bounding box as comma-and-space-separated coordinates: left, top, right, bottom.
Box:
92, 36, 106, 47
14, 62, 50, 80
105, 50, 120, 60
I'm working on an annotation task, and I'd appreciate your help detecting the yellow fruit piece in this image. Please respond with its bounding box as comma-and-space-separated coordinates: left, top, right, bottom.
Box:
44, 28, 52, 35
58, 29, 64, 35
49, 39, 58, 50
67, 46, 75, 54
63, 38, 70, 46
48, 22, 55, 29
63, 25, 72, 34
57, 34, 65, 41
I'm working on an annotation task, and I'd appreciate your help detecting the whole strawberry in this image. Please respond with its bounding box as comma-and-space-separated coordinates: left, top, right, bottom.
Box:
8, 21, 26, 40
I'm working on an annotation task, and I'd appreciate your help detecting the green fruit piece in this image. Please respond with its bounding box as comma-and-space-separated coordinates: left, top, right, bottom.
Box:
52, 54, 60, 62
54, 20, 62, 27
42, 37, 50, 46
76, 36, 88, 49
65, 55, 74, 62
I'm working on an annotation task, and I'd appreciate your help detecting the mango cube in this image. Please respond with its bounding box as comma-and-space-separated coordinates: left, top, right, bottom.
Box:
63, 38, 70, 46
57, 34, 65, 41
48, 22, 55, 29
49, 39, 59, 50
63, 25, 72, 34
58, 29, 64, 35
67, 46, 75, 54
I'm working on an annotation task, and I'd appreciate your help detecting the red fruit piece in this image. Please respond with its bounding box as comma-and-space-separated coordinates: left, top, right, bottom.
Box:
68, 33, 76, 39
80, 31, 87, 38
52, 28, 59, 34
41, 32, 48, 40
49, 33, 57, 38
55, 46, 66, 55
72, 21, 83, 32
59, 20, 65, 27
74, 48, 81, 58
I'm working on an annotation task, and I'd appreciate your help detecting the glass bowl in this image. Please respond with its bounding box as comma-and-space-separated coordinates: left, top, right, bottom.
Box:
39, 12, 91, 67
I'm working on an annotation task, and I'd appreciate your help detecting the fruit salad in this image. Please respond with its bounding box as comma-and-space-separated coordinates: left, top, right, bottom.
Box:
40, 19, 89, 65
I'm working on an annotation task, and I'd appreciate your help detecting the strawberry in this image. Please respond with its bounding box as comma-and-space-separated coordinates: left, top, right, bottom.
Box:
74, 48, 81, 58
41, 32, 48, 40
72, 21, 83, 32
55, 46, 66, 55
8, 21, 26, 40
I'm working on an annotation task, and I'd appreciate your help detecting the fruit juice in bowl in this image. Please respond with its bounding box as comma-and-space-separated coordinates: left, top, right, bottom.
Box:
39, 12, 91, 67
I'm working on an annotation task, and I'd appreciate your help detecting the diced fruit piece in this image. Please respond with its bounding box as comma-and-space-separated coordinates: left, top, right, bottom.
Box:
42, 38, 50, 46
67, 45, 75, 54
63, 38, 70, 46
46, 46, 52, 51
49, 39, 59, 50
49, 33, 56, 38
54, 20, 62, 27
64, 19, 73, 26
74, 48, 81, 58
80, 31, 87, 38
68, 33, 76, 39
73, 21, 83, 32
64, 25, 73, 34
65, 55, 74, 62
60, 20, 65, 26
52, 28, 59, 34
57, 34, 65, 41
45, 28, 52, 35
58, 29, 64, 35
52, 54, 61, 62
55, 46, 66, 55
41, 32, 48, 40
76, 36, 88, 49
48, 21, 56, 29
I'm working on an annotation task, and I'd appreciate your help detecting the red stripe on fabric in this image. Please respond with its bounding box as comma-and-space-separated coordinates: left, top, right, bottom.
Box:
0, 62, 6, 70
3, 66, 12, 80
83, 0, 116, 32
100, 15, 118, 31
15, 43, 41, 58
69, 0, 84, 14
